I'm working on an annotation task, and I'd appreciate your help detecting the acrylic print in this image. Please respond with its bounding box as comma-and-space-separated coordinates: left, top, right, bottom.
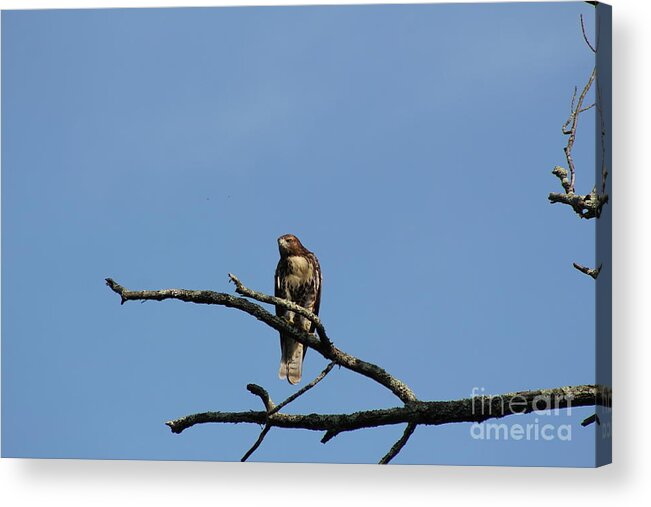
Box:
1, 2, 611, 466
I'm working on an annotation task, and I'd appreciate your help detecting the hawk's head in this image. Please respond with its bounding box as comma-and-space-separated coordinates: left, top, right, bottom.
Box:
278, 234, 306, 257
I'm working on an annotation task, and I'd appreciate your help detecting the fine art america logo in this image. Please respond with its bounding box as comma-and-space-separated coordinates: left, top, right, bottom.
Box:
469, 387, 574, 442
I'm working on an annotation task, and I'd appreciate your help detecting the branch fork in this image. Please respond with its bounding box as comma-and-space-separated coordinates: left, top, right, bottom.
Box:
548, 65, 608, 220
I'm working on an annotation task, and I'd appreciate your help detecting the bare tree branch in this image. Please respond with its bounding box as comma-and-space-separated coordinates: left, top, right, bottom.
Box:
581, 413, 600, 427
596, 82, 609, 195
165, 384, 608, 436
548, 187, 608, 219
580, 13, 597, 53
551, 165, 572, 194
246, 383, 275, 412
239, 363, 336, 461
107, 276, 608, 461
320, 430, 340, 444
269, 362, 336, 416
578, 103, 595, 113
107, 272, 608, 463
105, 277, 417, 404
573, 262, 602, 279
241, 424, 271, 462
379, 423, 417, 464
549, 15, 609, 221
549, 66, 608, 219
562, 67, 595, 192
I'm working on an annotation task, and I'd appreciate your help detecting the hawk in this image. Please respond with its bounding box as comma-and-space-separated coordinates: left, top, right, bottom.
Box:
275, 234, 322, 384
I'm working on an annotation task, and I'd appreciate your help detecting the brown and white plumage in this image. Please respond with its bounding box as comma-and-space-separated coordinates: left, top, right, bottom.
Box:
275, 234, 322, 384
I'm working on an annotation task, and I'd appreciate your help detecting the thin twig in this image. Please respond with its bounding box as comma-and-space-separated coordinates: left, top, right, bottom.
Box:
552, 166, 572, 194
241, 424, 272, 462
549, 67, 608, 219
564, 67, 596, 192
596, 82, 609, 195
580, 14, 597, 53
551, 16, 608, 219
321, 430, 340, 444
246, 384, 275, 412
573, 262, 602, 279
269, 362, 336, 416
581, 413, 600, 427
378, 423, 417, 464
239, 363, 336, 460
548, 188, 608, 219
564, 86, 578, 133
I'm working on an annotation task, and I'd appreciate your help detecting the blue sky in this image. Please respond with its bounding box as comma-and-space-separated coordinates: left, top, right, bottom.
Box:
2, 2, 600, 466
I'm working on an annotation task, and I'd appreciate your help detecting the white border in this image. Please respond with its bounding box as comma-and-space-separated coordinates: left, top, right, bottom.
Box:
1, 0, 650, 505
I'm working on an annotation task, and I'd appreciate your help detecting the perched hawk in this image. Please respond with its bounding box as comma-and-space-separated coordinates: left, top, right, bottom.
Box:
275, 234, 322, 384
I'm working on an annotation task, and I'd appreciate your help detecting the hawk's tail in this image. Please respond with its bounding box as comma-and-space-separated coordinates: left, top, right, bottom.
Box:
279, 335, 304, 385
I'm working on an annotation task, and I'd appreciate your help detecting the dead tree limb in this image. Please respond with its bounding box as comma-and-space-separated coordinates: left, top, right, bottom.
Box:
240, 362, 336, 461
106, 276, 607, 463
105, 277, 416, 404
548, 66, 608, 219
165, 384, 608, 435
379, 423, 418, 464
269, 362, 336, 416
580, 13, 597, 53
581, 413, 600, 427
562, 67, 595, 193
240, 425, 272, 462
548, 14, 608, 221
573, 262, 602, 279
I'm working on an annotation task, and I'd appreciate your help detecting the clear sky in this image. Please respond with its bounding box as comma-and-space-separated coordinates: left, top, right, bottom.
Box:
2, 2, 599, 466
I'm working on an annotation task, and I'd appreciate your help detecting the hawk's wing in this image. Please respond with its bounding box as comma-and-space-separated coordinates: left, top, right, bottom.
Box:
274, 260, 286, 317
275, 259, 298, 383
308, 253, 322, 333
